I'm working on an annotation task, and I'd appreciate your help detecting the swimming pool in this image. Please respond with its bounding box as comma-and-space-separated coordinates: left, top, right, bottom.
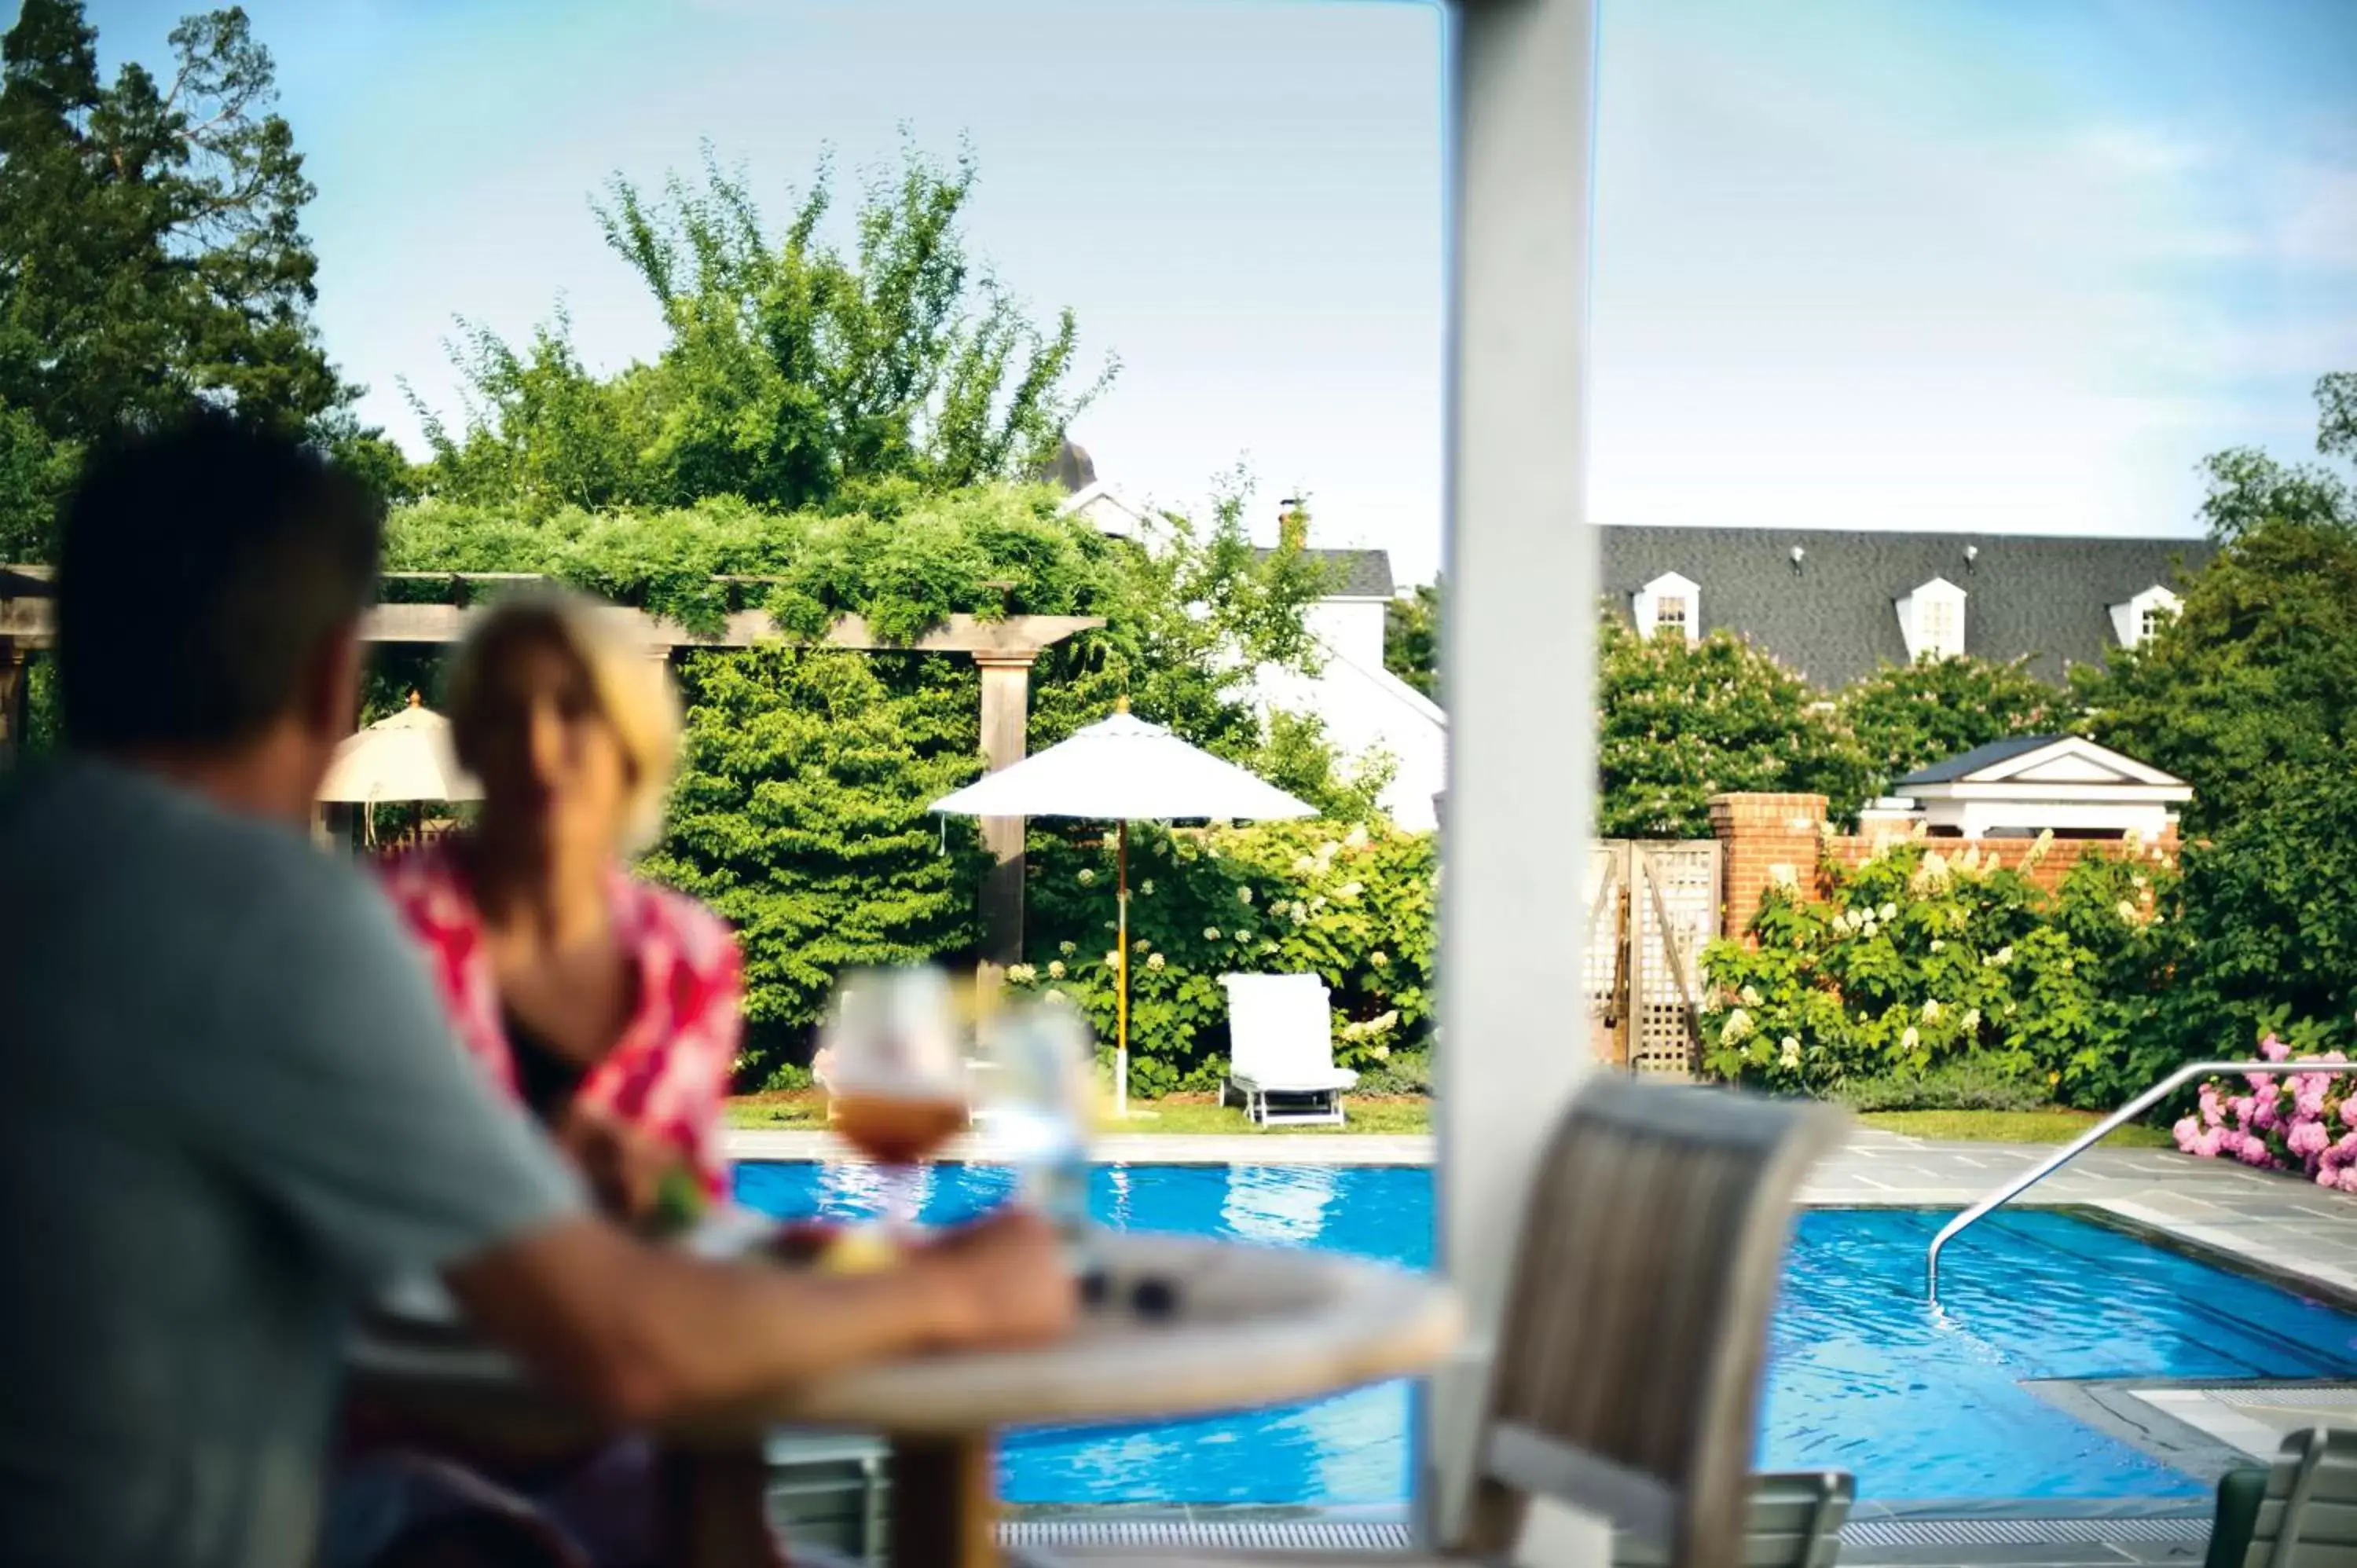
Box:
731, 1161, 2357, 1507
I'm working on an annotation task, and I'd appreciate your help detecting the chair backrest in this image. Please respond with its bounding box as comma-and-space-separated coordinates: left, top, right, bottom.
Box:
2245, 1429, 2357, 1568
1219, 973, 1335, 1079
1461, 1077, 1848, 1568
1611, 1474, 1855, 1568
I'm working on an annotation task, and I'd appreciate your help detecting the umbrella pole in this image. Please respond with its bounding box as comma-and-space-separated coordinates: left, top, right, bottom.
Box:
1115, 819, 1130, 1119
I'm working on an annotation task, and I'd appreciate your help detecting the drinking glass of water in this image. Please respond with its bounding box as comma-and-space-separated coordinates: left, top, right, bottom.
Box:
977, 998, 1097, 1258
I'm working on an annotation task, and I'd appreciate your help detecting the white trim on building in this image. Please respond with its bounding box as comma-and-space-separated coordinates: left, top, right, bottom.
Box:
1633, 570, 1700, 643
2109, 583, 2182, 650
1897, 576, 1967, 661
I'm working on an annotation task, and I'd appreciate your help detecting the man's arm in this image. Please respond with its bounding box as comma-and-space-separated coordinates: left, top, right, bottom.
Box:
446, 1206, 1075, 1426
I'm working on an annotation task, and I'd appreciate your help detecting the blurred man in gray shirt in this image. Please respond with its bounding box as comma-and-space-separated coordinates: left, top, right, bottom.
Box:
0, 416, 1071, 1568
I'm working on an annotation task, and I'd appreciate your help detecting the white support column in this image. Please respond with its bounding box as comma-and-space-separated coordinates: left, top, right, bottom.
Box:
1428, 0, 1600, 1546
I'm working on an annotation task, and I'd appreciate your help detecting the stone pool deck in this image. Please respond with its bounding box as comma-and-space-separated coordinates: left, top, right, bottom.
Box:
727, 1127, 2357, 1566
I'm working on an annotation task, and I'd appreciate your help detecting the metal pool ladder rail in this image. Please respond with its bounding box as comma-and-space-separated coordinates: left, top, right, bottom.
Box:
1925, 1057, 2357, 1305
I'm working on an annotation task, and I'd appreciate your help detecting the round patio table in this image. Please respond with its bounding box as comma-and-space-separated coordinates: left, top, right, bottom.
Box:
347, 1228, 1461, 1568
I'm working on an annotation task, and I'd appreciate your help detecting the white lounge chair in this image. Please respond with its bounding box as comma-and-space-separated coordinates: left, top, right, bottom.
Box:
1219, 973, 1359, 1127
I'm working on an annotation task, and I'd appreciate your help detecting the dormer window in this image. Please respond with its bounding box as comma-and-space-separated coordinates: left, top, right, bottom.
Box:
1634, 571, 1700, 644
1898, 577, 1967, 661
2109, 584, 2181, 650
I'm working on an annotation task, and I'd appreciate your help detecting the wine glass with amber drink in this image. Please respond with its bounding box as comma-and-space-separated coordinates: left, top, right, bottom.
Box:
823, 967, 971, 1233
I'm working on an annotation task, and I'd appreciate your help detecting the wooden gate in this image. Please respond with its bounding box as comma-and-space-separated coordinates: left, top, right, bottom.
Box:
1583, 841, 1721, 1077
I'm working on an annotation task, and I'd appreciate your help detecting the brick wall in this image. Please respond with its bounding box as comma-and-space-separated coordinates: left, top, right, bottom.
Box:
1707, 792, 2179, 941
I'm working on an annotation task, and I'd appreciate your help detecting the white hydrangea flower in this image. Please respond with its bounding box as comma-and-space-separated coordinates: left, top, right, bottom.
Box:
1237, 929, 1255, 942
1058, 940, 1076, 957
1879, 902, 1898, 923
1930, 939, 1945, 952
1293, 855, 1317, 874
1237, 887, 1255, 906
1369, 950, 1389, 966
1204, 927, 1222, 942
1047, 961, 1067, 980
1140, 879, 1155, 896
1901, 1025, 1920, 1050
1147, 952, 1167, 971
1344, 825, 1369, 850
1739, 986, 1763, 1008
1721, 1008, 1754, 1042
1335, 882, 1364, 901
1105, 951, 1122, 967
1960, 1007, 1981, 1031
2116, 900, 2139, 924
1077, 869, 1096, 886
1007, 963, 1037, 984
1993, 945, 2014, 966
1922, 998, 1941, 1021
1779, 1037, 1803, 1071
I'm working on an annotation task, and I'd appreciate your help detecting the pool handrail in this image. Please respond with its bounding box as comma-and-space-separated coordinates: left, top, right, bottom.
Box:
1925, 1057, 2357, 1305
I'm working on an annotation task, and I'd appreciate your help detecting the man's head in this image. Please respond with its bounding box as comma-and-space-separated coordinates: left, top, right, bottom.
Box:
57, 412, 383, 820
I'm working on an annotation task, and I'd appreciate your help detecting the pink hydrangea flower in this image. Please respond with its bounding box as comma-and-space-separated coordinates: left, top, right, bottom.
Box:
2200, 1087, 2225, 1127
2246, 1072, 2277, 1095
2338, 1130, 2357, 1158
2338, 1166, 2357, 1195
2238, 1138, 2278, 1168
2344, 1100, 2357, 1130
2262, 1035, 2292, 1062
2289, 1121, 2331, 1160
2253, 1097, 2279, 1130
2174, 1116, 2201, 1151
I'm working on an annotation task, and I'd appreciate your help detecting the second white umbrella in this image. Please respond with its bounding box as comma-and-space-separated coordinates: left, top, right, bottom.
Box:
931, 704, 1316, 1116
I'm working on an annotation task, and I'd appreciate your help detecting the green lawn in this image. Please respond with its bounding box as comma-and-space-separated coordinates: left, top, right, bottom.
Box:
1857, 1108, 2176, 1147
723, 1091, 1435, 1135
724, 1094, 2176, 1146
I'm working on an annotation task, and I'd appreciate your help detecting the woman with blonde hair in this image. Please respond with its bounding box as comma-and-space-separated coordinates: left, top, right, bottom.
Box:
382, 588, 739, 1215
325, 588, 761, 1568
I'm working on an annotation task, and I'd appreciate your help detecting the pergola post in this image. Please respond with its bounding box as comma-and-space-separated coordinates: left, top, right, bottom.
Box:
1430, 0, 1600, 1547
973, 652, 1037, 974
0, 640, 29, 771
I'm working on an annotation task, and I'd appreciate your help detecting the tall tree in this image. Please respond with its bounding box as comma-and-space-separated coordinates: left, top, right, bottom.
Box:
417, 141, 1116, 515
2076, 375, 2357, 833
0, 1, 366, 549
1596, 616, 1875, 838
0, 2, 347, 434
1384, 578, 1440, 700
1838, 654, 2080, 797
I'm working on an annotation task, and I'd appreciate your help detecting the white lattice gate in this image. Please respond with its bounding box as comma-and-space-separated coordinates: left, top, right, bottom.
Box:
1583, 841, 1721, 1076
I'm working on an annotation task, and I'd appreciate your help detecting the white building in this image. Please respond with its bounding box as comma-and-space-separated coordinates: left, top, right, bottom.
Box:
1044, 442, 1448, 832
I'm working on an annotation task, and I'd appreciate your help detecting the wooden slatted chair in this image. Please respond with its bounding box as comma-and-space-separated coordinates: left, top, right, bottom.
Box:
2205, 1428, 2357, 1568
1026, 1077, 1848, 1568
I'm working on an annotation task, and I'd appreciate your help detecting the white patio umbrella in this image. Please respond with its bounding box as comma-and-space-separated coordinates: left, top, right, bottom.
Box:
317, 694, 482, 841
930, 702, 1315, 1116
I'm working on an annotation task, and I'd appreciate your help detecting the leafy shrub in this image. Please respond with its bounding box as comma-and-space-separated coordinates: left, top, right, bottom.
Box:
2175, 1035, 2357, 1190
1356, 1049, 1433, 1098
1006, 819, 1435, 1097
1837, 655, 2081, 799
1702, 833, 2181, 1109
1825, 1059, 2051, 1113
1597, 616, 1875, 838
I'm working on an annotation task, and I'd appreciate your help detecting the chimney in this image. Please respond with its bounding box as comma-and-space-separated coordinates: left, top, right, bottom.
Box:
1278, 498, 1310, 553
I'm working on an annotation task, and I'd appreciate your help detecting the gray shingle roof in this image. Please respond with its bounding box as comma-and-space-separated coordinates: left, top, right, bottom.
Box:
1897, 735, 2071, 787
1600, 526, 2216, 688
1255, 548, 1395, 599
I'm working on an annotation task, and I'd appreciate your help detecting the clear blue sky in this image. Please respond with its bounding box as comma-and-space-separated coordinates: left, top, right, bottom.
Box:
46, 0, 2357, 581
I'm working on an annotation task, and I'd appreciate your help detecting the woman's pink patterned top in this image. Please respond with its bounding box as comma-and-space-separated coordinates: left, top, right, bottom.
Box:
378, 841, 743, 1197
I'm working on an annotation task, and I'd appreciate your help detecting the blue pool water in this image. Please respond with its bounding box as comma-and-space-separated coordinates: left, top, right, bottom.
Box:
731, 1161, 2357, 1507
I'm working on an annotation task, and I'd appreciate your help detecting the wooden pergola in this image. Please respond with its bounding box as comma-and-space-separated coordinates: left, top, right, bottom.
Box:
0, 566, 1100, 964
